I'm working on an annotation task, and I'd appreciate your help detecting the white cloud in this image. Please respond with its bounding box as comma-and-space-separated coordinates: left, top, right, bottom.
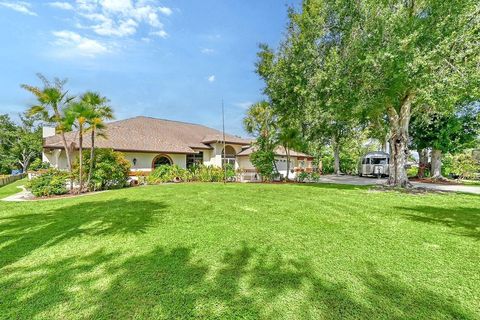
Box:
150, 30, 168, 38
91, 17, 138, 37
48, 2, 74, 10
201, 48, 215, 55
70, 0, 171, 38
46, 0, 172, 58
100, 0, 131, 13
234, 102, 253, 109
0, 1, 37, 16
76, 0, 96, 12
158, 6, 171, 16
207, 75, 215, 83
52, 30, 109, 57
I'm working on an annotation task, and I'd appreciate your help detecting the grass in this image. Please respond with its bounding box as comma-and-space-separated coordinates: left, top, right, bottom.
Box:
0, 183, 479, 319
0, 178, 27, 199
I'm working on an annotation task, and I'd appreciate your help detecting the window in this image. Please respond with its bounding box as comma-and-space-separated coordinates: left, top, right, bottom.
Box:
371, 158, 387, 165
152, 155, 172, 169
187, 152, 203, 168
222, 146, 236, 167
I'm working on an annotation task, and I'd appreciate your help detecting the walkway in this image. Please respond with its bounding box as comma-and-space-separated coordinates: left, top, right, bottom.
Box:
2, 185, 35, 201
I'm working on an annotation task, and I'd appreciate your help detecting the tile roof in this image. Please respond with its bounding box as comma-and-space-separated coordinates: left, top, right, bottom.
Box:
44, 116, 251, 154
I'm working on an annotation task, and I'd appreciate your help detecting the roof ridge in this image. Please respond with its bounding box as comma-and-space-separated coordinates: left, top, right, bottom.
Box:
126, 116, 222, 130
108, 116, 246, 139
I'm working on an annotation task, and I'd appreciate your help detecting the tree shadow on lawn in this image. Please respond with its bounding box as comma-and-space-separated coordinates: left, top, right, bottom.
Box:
398, 205, 480, 240
3, 242, 471, 319
291, 183, 367, 191
0, 198, 167, 269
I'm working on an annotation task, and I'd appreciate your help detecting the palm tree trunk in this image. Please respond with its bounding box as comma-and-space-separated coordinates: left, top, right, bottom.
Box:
86, 128, 95, 190
60, 131, 73, 190
78, 124, 83, 193
285, 146, 290, 181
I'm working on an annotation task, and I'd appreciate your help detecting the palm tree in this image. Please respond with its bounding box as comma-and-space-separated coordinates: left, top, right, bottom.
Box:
243, 101, 279, 174
64, 101, 94, 193
243, 101, 276, 148
277, 126, 302, 181
81, 92, 113, 190
21, 74, 75, 188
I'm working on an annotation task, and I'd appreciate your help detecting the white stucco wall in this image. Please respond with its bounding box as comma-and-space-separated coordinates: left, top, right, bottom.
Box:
125, 152, 187, 171
42, 149, 187, 171
206, 143, 245, 169
43, 149, 77, 170
43, 147, 312, 178
237, 156, 256, 170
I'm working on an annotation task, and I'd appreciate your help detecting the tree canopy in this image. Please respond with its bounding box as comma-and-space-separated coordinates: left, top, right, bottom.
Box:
254, 0, 480, 186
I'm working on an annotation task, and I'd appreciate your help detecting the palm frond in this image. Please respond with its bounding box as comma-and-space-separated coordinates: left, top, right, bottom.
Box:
21, 84, 44, 98
36, 73, 51, 88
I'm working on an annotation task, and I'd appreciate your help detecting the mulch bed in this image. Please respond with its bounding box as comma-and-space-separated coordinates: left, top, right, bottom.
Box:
32, 190, 107, 201
409, 177, 460, 185
370, 184, 451, 195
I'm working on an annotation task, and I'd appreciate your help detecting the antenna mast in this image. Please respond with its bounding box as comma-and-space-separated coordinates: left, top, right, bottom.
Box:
222, 98, 227, 183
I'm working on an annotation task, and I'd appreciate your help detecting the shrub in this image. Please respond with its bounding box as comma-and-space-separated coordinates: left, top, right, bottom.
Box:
297, 171, 309, 182
224, 163, 236, 181
310, 172, 321, 182
29, 158, 50, 171
444, 151, 480, 180
250, 150, 276, 181
188, 165, 224, 182
406, 166, 418, 178
297, 171, 321, 183
27, 169, 69, 197
74, 149, 131, 191
147, 165, 190, 184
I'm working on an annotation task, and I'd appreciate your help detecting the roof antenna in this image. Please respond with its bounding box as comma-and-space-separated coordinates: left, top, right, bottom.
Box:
222, 98, 227, 184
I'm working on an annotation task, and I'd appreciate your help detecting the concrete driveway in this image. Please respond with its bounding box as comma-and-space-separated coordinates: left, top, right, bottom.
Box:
318, 175, 480, 195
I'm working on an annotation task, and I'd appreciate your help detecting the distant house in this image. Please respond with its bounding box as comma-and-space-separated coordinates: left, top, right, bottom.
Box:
42, 116, 313, 181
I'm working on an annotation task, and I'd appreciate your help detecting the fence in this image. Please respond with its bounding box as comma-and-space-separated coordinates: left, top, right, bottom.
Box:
0, 173, 26, 187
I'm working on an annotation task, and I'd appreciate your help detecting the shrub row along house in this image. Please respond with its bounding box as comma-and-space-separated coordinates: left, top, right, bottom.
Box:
42, 116, 313, 181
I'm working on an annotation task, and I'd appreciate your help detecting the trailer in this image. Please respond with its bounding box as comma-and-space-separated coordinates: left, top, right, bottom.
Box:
358, 151, 390, 177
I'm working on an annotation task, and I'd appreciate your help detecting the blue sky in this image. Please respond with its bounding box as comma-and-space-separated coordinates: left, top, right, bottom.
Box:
0, 0, 299, 136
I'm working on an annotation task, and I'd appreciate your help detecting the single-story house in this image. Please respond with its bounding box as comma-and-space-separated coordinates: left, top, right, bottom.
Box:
42, 116, 313, 180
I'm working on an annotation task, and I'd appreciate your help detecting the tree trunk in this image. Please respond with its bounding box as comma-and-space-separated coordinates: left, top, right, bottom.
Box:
387, 94, 412, 187
86, 128, 95, 190
332, 136, 341, 176
285, 145, 290, 181
78, 124, 83, 193
19, 155, 29, 173
431, 149, 443, 179
60, 131, 73, 190
417, 148, 428, 178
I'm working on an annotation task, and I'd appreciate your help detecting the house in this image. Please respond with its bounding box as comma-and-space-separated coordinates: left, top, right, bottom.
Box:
42, 116, 313, 180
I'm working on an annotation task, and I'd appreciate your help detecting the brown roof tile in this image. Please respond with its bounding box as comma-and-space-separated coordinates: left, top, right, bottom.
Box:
44, 116, 251, 154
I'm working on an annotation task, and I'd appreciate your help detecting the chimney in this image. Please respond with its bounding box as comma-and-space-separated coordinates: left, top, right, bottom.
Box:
42, 127, 56, 138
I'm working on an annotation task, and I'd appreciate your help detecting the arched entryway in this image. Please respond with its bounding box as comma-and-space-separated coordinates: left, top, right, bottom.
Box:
152, 154, 173, 169
222, 145, 236, 167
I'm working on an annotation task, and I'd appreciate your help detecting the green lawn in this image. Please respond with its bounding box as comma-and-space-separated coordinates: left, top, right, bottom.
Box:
0, 183, 479, 319
0, 178, 27, 199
